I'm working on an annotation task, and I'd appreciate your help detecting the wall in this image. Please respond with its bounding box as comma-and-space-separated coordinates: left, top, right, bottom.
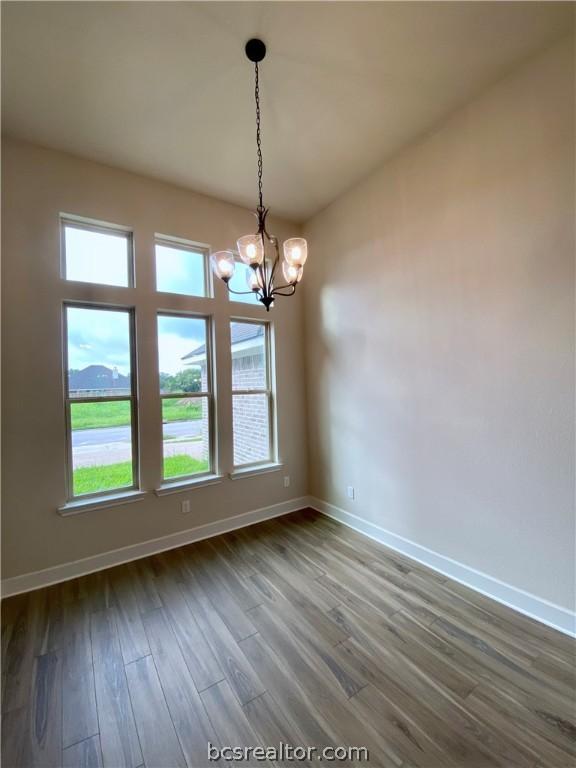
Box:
1, 138, 307, 581
303, 38, 575, 614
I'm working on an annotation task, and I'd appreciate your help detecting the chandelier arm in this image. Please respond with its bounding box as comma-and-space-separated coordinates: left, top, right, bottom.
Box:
226, 285, 258, 296
271, 284, 297, 296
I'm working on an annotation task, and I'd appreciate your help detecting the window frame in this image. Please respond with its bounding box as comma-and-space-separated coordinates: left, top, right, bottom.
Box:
63, 301, 139, 501
157, 311, 216, 484
231, 318, 275, 469
60, 214, 134, 287
154, 234, 212, 298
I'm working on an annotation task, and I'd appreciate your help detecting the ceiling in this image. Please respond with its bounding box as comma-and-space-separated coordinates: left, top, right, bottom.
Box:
2, 2, 572, 222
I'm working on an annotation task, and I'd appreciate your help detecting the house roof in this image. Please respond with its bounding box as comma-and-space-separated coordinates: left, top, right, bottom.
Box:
182, 322, 263, 360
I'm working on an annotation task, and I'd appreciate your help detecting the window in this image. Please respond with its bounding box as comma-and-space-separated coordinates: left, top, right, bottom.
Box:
64, 305, 138, 498
231, 320, 274, 467
228, 260, 261, 306
155, 237, 208, 297
61, 217, 132, 287
157, 314, 213, 481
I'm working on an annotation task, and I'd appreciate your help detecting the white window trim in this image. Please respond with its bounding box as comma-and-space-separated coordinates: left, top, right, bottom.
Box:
58, 489, 147, 516
60, 213, 134, 287
63, 302, 140, 503
157, 311, 216, 484
154, 233, 213, 298
231, 318, 277, 470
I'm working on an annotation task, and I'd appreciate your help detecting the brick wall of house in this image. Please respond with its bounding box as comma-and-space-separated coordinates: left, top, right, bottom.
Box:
232, 351, 270, 466
201, 352, 270, 466
199, 352, 269, 466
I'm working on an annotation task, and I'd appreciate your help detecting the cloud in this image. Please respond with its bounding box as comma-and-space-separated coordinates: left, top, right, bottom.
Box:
67, 307, 206, 376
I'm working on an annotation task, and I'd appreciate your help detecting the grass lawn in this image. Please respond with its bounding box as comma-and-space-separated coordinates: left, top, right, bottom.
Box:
73, 454, 209, 495
71, 399, 201, 430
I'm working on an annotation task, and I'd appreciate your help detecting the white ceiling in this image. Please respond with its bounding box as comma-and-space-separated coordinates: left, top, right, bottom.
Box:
2, 2, 572, 221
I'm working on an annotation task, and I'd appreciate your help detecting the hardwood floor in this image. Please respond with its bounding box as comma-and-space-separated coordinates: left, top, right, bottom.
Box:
2, 509, 575, 767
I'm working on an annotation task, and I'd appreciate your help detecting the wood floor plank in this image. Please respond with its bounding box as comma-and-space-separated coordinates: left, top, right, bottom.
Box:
204, 539, 264, 611
109, 566, 150, 665
247, 568, 347, 647
239, 633, 337, 751
200, 680, 270, 768
2, 592, 40, 713
29, 651, 62, 768
153, 571, 224, 692
328, 604, 478, 699
62, 599, 99, 748
337, 637, 527, 767
467, 682, 575, 766
91, 609, 142, 768
177, 574, 265, 705
178, 542, 258, 642
350, 683, 467, 768
127, 560, 162, 613
62, 736, 103, 768
33, 585, 64, 657
2, 510, 574, 768
125, 654, 186, 768
1, 706, 29, 768
243, 691, 301, 750
141, 607, 219, 767
243, 607, 401, 767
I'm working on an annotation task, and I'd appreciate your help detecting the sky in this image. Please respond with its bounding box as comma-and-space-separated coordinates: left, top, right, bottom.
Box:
67, 308, 205, 376
65, 226, 129, 286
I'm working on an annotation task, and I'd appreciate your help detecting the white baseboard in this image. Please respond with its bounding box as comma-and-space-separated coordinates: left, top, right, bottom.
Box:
1, 496, 310, 598
309, 496, 576, 638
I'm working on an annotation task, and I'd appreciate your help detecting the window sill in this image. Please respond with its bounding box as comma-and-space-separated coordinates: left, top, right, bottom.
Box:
58, 490, 147, 517
154, 474, 224, 496
229, 462, 283, 480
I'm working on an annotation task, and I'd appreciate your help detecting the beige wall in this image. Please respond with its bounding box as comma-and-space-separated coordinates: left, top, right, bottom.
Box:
303, 38, 575, 611
1, 138, 307, 579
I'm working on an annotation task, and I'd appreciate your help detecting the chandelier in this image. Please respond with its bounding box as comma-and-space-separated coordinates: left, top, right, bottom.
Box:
210, 38, 307, 311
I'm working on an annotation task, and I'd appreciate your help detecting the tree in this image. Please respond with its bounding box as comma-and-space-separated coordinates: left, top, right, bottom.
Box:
159, 368, 201, 393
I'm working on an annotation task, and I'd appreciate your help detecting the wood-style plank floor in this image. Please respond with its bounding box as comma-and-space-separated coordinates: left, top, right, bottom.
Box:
2, 509, 575, 767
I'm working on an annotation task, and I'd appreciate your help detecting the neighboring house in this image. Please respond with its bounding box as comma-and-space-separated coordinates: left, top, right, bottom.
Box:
182, 322, 267, 465
68, 364, 130, 396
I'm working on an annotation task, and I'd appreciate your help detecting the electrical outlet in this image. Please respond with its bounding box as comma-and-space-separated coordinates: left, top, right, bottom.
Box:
346, 486, 355, 500
181, 499, 191, 515
283, 475, 291, 488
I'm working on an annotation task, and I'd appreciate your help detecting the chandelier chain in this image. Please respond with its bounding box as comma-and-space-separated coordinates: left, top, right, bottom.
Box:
254, 62, 264, 212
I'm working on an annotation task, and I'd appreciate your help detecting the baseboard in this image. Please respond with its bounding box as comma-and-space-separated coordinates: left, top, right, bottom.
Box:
1, 496, 310, 598
309, 496, 576, 638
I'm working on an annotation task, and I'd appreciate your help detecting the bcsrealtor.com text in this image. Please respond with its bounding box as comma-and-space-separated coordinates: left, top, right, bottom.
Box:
208, 743, 369, 762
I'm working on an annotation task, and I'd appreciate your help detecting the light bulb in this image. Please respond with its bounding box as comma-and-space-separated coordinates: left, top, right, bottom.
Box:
210, 250, 236, 282
237, 234, 264, 266
219, 260, 233, 277
246, 268, 262, 292
282, 260, 303, 284
283, 237, 308, 267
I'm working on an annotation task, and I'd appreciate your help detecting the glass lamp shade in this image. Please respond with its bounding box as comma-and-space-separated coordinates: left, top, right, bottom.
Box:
237, 234, 264, 266
282, 260, 303, 284
246, 266, 264, 292
210, 250, 236, 281
283, 237, 308, 267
